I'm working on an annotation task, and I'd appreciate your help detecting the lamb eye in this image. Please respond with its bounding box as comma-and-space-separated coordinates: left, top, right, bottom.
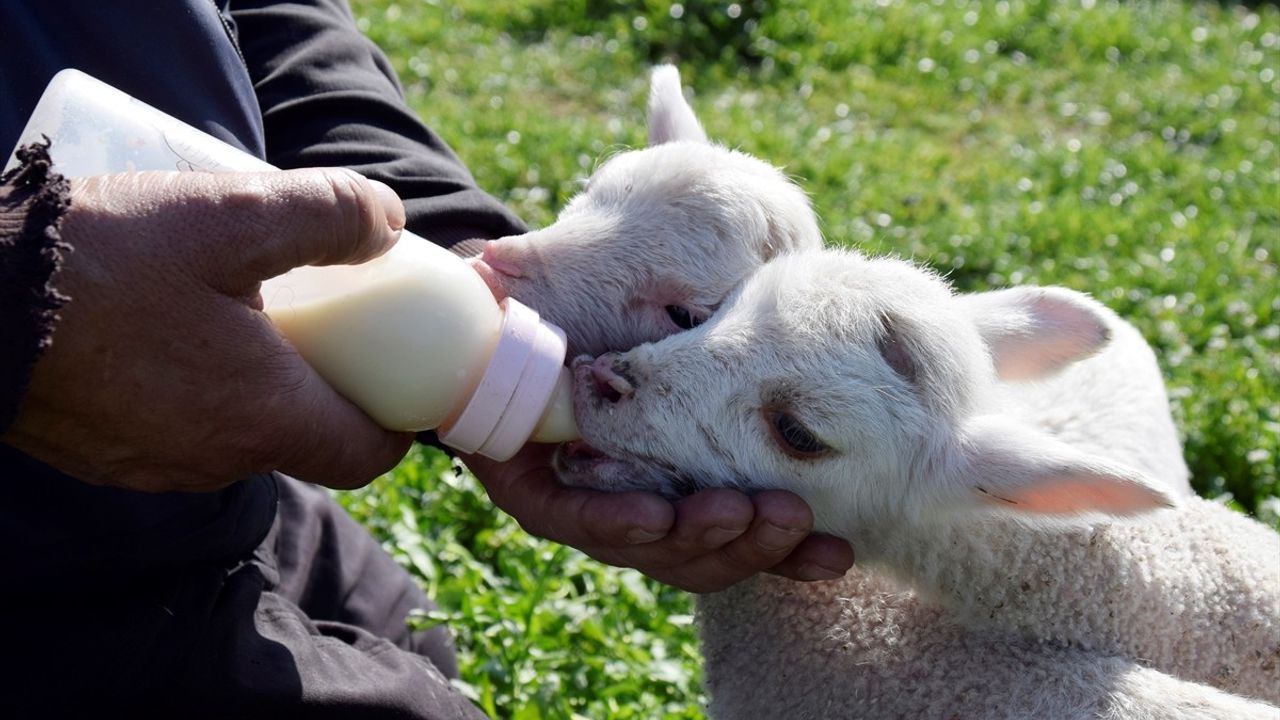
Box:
765, 410, 831, 459
664, 304, 704, 330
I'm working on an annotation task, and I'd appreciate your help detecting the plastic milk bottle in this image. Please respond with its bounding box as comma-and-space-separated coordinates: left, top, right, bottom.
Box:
6, 69, 578, 461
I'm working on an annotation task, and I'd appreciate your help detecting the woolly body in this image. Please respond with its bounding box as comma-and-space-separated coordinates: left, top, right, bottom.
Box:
700, 570, 1277, 719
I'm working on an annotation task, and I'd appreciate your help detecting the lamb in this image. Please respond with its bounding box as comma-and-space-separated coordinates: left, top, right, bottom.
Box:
470, 65, 823, 358
556, 247, 1280, 717
485, 66, 1275, 717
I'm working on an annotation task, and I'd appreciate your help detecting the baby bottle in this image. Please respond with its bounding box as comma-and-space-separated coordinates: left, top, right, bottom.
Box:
7, 69, 578, 461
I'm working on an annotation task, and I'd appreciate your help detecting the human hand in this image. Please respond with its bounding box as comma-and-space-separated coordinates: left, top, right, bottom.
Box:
3, 168, 414, 492
463, 444, 855, 593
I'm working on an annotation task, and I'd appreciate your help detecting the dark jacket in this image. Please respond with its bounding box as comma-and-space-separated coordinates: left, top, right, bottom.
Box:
0, 0, 523, 617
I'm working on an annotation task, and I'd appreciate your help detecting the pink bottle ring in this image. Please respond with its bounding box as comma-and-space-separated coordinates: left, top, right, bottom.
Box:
438, 298, 568, 460
437, 298, 537, 454
478, 318, 568, 460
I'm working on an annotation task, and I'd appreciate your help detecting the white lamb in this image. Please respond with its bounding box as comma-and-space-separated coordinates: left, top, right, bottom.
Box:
470, 65, 822, 358
481, 66, 1277, 717
556, 248, 1280, 718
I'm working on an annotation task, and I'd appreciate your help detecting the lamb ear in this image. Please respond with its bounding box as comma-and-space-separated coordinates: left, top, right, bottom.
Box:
951, 415, 1175, 517
648, 65, 708, 145
957, 287, 1111, 381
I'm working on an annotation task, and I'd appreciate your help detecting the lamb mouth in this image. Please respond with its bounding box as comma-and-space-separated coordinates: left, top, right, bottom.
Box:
553, 441, 701, 500
553, 440, 615, 476
561, 439, 608, 462
664, 474, 704, 500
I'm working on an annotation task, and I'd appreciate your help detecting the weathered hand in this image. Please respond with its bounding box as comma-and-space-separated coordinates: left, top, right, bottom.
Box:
464, 444, 855, 593
4, 168, 415, 492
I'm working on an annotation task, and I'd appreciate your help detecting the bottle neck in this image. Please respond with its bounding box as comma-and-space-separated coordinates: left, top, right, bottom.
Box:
437, 298, 576, 460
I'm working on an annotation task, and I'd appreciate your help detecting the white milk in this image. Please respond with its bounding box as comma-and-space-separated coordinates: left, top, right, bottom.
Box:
10, 69, 578, 461
262, 238, 579, 448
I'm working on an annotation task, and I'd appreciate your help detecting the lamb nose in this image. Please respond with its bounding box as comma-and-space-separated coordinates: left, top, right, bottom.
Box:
590, 354, 635, 403
481, 241, 526, 279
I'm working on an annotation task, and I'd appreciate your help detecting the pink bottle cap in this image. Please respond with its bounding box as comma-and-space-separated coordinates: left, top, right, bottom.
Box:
437, 298, 568, 461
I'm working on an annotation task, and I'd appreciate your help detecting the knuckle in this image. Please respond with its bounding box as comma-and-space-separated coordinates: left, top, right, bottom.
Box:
727, 535, 773, 568
692, 487, 755, 514
218, 174, 284, 225
322, 168, 379, 253
204, 174, 307, 275
716, 551, 758, 578
561, 492, 622, 546
755, 492, 814, 532
668, 520, 718, 554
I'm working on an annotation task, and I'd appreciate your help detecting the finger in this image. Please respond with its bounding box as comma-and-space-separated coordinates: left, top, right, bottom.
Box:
767, 533, 855, 581
245, 313, 414, 488
95, 168, 406, 291
465, 446, 674, 548
659, 489, 755, 554
574, 489, 757, 577
660, 490, 813, 593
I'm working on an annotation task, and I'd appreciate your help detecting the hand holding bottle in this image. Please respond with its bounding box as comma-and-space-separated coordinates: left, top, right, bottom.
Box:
3, 168, 415, 492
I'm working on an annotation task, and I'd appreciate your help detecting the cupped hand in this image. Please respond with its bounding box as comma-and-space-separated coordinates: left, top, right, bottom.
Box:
4, 168, 415, 492
463, 444, 855, 593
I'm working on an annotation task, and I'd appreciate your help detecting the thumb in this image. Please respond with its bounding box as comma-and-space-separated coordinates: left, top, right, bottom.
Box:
117, 167, 406, 293
220, 167, 406, 288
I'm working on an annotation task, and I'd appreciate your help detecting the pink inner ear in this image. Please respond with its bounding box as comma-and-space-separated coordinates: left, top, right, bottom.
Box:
876, 313, 919, 383
983, 290, 1112, 381
977, 476, 1169, 516
996, 333, 1103, 381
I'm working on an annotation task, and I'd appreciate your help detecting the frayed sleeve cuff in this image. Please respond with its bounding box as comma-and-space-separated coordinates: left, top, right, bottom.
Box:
0, 139, 71, 432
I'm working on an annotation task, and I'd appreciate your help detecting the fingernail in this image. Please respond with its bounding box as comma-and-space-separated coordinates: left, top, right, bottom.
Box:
701, 525, 746, 548
626, 528, 664, 545
369, 179, 406, 231
797, 564, 845, 581
756, 522, 805, 552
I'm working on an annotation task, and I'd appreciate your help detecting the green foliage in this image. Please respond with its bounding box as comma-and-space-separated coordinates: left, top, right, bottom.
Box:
340, 446, 703, 718
477, 1, 772, 67
346, 0, 1280, 716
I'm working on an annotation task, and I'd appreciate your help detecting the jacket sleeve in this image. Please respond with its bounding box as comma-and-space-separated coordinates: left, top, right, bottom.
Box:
0, 140, 71, 433
228, 0, 527, 249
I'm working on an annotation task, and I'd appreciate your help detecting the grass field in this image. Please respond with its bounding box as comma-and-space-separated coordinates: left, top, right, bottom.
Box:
340, 1, 1280, 717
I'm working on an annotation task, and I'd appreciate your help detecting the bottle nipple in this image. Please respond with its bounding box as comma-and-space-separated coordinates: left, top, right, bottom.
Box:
529, 369, 577, 443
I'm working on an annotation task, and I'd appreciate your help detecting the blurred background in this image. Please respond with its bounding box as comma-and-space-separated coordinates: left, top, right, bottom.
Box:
339, 1, 1279, 717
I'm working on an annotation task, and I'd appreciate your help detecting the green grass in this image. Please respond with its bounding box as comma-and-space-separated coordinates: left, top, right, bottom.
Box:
340, 1, 1280, 716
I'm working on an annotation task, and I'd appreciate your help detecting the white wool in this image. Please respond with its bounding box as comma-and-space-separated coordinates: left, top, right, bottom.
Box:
865, 498, 1280, 702
700, 570, 1279, 719
561, 248, 1278, 715
508, 67, 1276, 718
